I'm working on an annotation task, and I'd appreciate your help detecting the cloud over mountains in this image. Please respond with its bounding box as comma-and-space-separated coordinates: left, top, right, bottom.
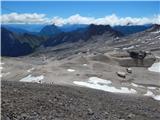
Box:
1, 12, 160, 26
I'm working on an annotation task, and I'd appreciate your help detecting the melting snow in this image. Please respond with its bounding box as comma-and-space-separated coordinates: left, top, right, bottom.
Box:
131, 83, 139, 87
147, 87, 156, 90
144, 90, 160, 101
144, 90, 154, 96
67, 69, 75, 72
73, 77, 137, 94
83, 64, 87, 66
20, 75, 44, 83
0, 66, 3, 70
1, 72, 10, 78
130, 83, 144, 88
27, 68, 35, 72
0, 62, 4, 65
152, 31, 160, 34
0, 62, 4, 70
123, 46, 134, 50
148, 62, 160, 73
155, 56, 160, 59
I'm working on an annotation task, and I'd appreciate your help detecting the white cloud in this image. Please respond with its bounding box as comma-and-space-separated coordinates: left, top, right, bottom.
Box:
1, 12, 160, 26
0, 12, 49, 24
51, 14, 160, 26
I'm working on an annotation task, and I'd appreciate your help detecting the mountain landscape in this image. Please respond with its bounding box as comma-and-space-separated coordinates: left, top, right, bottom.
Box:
1, 1, 160, 120
1, 23, 160, 120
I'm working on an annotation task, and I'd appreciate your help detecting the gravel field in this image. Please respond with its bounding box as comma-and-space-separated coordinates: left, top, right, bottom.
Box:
1, 81, 160, 120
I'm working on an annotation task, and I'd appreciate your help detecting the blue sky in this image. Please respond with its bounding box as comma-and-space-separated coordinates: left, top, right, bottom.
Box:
1, 1, 160, 25
2, 1, 159, 18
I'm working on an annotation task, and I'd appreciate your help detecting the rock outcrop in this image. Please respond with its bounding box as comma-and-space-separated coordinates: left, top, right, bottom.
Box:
108, 51, 156, 67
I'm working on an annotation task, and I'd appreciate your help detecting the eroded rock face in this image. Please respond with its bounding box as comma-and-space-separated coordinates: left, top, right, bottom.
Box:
108, 51, 156, 67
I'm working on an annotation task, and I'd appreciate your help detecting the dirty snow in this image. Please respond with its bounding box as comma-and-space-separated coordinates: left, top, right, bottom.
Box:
0, 62, 4, 65
147, 87, 156, 90
123, 46, 134, 50
27, 68, 35, 72
67, 69, 75, 72
1, 72, 10, 78
144, 90, 160, 101
20, 75, 44, 83
73, 77, 136, 94
148, 62, 160, 73
155, 56, 160, 59
152, 31, 160, 34
131, 83, 139, 87
83, 64, 87, 66
0, 66, 3, 70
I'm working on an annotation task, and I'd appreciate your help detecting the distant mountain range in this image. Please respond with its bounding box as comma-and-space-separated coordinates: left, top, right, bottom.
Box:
1, 23, 158, 57
43, 24, 123, 47
2, 24, 152, 35
113, 25, 152, 35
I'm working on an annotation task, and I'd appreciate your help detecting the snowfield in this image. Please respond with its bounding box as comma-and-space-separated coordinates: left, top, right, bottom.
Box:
144, 90, 160, 101
20, 75, 44, 83
74, 77, 137, 94
148, 62, 160, 73
67, 69, 75, 72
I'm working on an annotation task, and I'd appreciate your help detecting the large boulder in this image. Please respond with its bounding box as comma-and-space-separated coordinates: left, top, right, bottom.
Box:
108, 51, 156, 67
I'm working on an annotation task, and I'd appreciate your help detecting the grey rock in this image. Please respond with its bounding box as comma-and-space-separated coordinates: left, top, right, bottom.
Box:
126, 68, 132, 73
116, 71, 126, 78
87, 108, 94, 115
127, 113, 135, 118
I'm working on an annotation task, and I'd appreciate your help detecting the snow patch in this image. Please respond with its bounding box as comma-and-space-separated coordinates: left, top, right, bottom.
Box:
144, 90, 160, 101
148, 62, 160, 73
73, 77, 136, 94
147, 87, 156, 90
131, 83, 139, 87
20, 75, 44, 83
0, 66, 3, 70
1, 72, 10, 78
144, 90, 154, 96
123, 46, 134, 50
27, 68, 35, 72
155, 56, 160, 59
67, 69, 75, 72
152, 31, 160, 34
0, 62, 4, 65
83, 64, 87, 66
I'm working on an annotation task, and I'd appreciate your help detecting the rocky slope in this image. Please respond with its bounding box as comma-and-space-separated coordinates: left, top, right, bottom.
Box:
43, 24, 123, 47
2, 81, 160, 120
39, 24, 62, 36
1, 27, 46, 56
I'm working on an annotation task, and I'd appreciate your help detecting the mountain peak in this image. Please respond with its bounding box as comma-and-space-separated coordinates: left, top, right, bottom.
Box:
87, 24, 123, 37
40, 24, 62, 36
147, 24, 160, 32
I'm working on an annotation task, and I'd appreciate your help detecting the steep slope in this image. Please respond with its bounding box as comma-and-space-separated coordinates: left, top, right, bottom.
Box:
113, 25, 152, 35
39, 24, 62, 36
59, 24, 88, 32
1, 27, 45, 57
108, 24, 160, 52
43, 24, 123, 47
1, 25, 30, 34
